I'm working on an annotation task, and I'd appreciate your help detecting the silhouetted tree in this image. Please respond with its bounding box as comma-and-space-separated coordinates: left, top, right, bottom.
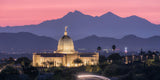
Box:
119, 71, 137, 80
99, 55, 107, 64
16, 57, 31, 67
7, 57, 15, 64
85, 65, 101, 72
97, 46, 102, 51
53, 69, 76, 80
140, 48, 145, 55
0, 66, 20, 80
1, 66, 19, 75
23, 66, 39, 80
107, 53, 122, 64
112, 45, 116, 52
148, 50, 152, 54
103, 64, 130, 77
143, 65, 160, 80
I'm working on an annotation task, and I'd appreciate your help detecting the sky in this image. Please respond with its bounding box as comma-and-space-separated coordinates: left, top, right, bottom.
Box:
0, 0, 160, 27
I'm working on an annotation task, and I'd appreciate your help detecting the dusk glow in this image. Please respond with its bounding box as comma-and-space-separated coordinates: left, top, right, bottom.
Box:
0, 0, 160, 26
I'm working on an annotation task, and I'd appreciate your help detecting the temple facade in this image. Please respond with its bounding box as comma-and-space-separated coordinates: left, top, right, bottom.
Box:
32, 26, 99, 67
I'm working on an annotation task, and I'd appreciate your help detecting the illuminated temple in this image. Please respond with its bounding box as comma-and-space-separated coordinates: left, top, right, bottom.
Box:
33, 26, 99, 67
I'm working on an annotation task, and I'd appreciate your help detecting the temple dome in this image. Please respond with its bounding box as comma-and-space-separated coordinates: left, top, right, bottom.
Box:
54, 26, 77, 54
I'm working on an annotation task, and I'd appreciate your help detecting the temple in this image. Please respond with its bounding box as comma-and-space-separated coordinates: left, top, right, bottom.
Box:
32, 26, 99, 67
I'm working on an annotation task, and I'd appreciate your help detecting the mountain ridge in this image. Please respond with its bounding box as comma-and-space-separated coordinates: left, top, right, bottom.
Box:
0, 10, 159, 40
1, 10, 159, 27
0, 32, 159, 53
74, 34, 160, 51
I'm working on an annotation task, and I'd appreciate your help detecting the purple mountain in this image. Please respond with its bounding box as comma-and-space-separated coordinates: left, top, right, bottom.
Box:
0, 10, 160, 40
74, 35, 160, 51
0, 32, 159, 52
0, 32, 57, 52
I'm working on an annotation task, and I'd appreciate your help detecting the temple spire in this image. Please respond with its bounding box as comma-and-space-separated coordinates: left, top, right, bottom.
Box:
64, 26, 68, 35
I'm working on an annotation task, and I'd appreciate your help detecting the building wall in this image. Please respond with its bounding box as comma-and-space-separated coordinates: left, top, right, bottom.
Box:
64, 54, 79, 67
33, 52, 99, 67
33, 53, 41, 67
33, 54, 64, 67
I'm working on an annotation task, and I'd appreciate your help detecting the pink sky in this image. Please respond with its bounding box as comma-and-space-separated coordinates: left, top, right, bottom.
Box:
0, 0, 160, 27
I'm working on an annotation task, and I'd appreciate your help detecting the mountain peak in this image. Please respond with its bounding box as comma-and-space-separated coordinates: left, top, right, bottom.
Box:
126, 15, 141, 19
62, 10, 85, 19
66, 10, 84, 16
122, 35, 140, 39
106, 11, 115, 15
73, 10, 82, 14
125, 15, 152, 24
100, 11, 121, 19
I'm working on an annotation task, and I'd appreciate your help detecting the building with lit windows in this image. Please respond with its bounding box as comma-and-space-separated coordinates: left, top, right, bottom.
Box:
32, 26, 99, 67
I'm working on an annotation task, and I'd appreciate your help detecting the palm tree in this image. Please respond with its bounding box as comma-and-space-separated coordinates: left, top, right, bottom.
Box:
140, 48, 145, 55
97, 46, 102, 54
97, 46, 102, 51
112, 45, 116, 52
73, 58, 83, 66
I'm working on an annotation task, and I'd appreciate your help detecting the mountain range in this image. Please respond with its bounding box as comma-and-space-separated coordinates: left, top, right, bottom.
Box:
0, 10, 160, 40
0, 32, 57, 53
74, 35, 160, 51
0, 32, 159, 53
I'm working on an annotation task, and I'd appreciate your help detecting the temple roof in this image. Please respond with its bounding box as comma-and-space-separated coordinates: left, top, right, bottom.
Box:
54, 26, 77, 54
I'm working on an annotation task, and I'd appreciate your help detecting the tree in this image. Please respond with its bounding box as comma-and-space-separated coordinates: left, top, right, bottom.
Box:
16, 57, 31, 67
103, 64, 119, 77
97, 46, 102, 51
146, 59, 154, 66
53, 69, 76, 80
107, 53, 122, 64
119, 71, 137, 80
7, 57, 15, 64
99, 55, 107, 64
140, 48, 145, 55
73, 58, 83, 66
103, 64, 130, 77
0, 66, 21, 80
1, 66, 20, 75
52, 69, 64, 80
112, 45, 116, 52
23, 66, 39, 80
85, 65, 101, 72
